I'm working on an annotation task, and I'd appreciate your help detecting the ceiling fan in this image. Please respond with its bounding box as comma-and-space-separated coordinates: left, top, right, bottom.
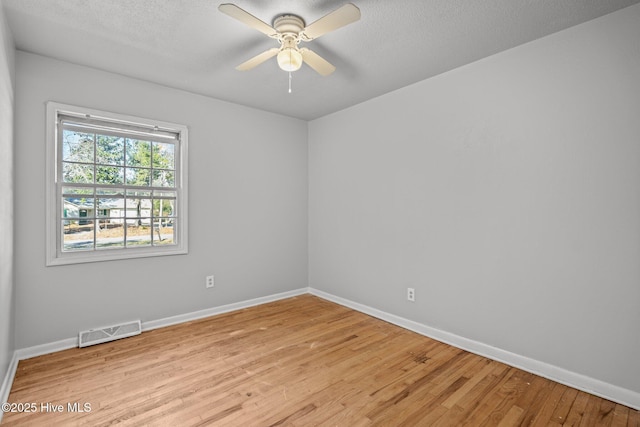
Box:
218, 3, 361, 77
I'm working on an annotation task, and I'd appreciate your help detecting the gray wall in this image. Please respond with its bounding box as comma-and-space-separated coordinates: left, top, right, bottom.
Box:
14, 52, 308, 348
309, 4, 640, 394
0, 3, 15, 389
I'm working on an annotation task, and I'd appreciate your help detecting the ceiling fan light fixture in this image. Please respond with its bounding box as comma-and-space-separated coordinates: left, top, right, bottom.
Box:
277, 48, 303, 72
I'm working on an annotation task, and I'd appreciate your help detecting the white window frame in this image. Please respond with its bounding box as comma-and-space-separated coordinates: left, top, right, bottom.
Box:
45, 102, 188, 266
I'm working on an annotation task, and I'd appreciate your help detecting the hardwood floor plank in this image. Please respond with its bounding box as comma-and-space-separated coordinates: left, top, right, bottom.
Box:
529, 382, 567, 427
564, 391, 592, 426
608, 404, 629, 427
496, 405, 524, 427
579, 394, 606, 427
627, 406, 640, 427
514, 375, 556, 425
2, 295, 638, 426
596, 399, 618, 426
550, 387, 580, 425
441, 359, 500, 409
471, 370, 534, 426
456, 362, 509, 410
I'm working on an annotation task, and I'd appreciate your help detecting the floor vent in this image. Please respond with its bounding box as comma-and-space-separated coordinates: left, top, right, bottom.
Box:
79, 320, 142, 348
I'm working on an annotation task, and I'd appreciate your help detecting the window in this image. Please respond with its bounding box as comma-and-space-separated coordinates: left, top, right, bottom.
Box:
46, 102, 188, 265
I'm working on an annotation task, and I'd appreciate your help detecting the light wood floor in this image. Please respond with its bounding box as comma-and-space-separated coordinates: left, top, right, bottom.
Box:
3, 295, 639, 426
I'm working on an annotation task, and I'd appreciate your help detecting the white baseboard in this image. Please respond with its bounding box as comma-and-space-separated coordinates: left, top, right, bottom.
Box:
16, 337, 78, 361
4, 286, 638, 413
15, 287, 309, 361
308, 287, 640, 411
0, 352, 19, 422
142, 288, 308, 332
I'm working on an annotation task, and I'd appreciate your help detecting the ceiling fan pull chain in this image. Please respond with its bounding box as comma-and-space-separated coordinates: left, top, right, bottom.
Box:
288, 71, 292, 93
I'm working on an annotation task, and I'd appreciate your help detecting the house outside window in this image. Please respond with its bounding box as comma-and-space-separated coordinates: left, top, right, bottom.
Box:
46, 102, 188, 265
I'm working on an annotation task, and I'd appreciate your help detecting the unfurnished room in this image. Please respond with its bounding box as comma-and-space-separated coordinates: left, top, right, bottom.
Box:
0, 0, 639, 425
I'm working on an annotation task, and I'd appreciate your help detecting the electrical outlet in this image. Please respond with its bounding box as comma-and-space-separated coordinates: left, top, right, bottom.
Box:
407, 287, 415, 302
205, 275, 214, 288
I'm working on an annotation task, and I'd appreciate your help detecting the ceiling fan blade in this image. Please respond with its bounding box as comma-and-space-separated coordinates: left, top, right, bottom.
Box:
236, 48, 280, 71
301, 3, 361, 40
218, 4, 278, 38
300, 48, 336, 76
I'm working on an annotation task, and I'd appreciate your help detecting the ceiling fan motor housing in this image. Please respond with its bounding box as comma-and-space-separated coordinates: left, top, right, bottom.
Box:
273, 15, 305, 36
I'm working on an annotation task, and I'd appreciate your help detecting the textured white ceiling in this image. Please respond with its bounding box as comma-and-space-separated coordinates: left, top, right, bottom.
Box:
3, 0, 640, 120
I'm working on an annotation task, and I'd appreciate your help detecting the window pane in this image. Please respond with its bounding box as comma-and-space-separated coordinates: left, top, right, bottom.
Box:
153, 198, 175, 217
125, 197, 151, 219
126, 189, 151, 197
152, 142, 175, 169
152, 169, 174, 187
97, 187, 124, 196
63, 162, 94, 184
97, 198, 123, 217
96, 219, 124, 249
126, 139, 151, 167
153, 219, 175, 246
62, 220, 94, 251
96, 135, 125, 166
96, 166, 124, 185
62, 187, 94, 196
126, 222, 152, 247
125, 167, 150, 186
62, 197, 94, 219
62, 200, 78, 219
62, 130, 94, 163
154, 190, 176, 198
